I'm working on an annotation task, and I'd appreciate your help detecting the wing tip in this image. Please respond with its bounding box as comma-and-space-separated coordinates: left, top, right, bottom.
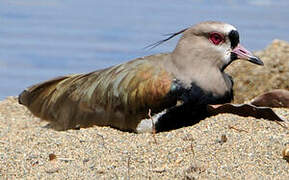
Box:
18, 89, 30, 106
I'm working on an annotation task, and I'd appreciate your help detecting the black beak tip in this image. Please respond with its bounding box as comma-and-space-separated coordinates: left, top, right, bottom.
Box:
249, 57, 264, 66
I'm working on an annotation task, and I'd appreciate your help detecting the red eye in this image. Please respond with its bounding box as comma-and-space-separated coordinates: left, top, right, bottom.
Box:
209, 32, 224, 45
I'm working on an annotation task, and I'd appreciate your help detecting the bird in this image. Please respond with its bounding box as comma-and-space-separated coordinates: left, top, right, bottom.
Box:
18, 21, 264, 133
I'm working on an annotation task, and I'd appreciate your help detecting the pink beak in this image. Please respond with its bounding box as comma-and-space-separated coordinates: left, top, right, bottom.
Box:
232, 44, 264, 65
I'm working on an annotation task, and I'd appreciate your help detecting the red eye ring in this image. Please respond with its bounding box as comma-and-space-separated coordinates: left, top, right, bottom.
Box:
209, 32, 224, 45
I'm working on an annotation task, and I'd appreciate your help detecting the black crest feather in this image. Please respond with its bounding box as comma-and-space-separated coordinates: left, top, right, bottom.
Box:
144, 28, 188, 50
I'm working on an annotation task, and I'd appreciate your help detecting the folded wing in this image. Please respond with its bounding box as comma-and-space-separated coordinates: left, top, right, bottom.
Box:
19, 55, 177, 131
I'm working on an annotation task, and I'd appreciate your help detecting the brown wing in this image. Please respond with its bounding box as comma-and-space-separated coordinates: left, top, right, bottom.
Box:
19, 54, 176, 131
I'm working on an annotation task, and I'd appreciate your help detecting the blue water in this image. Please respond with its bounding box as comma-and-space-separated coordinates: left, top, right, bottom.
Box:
0, 0, 288, 99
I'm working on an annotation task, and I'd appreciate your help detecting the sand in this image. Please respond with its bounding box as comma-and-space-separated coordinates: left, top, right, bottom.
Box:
1, 40, 289, 179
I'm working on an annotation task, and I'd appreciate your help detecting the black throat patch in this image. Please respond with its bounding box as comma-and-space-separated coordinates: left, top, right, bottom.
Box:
228, 30, 239, 49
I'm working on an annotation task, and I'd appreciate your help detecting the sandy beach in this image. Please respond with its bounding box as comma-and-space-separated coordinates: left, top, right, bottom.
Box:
0, 40, 289, 179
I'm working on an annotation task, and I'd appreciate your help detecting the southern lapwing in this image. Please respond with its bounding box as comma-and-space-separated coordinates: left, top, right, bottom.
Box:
18, 21, 264, 133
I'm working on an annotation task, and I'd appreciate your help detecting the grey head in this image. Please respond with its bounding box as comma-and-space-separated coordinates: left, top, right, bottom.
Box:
170, 21, 263, 74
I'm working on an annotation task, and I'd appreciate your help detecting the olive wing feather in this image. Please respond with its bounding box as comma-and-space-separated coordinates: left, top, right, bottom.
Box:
19, 57, 176, 131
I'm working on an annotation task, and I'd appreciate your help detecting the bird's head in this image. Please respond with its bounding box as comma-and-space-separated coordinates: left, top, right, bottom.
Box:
171, 21, 264, 71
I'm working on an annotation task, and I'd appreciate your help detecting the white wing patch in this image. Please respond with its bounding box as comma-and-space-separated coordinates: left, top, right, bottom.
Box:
136, 110, 167, 133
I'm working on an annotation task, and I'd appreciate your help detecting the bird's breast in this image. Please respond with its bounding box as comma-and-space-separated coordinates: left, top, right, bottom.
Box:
170, 74, 233, 105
